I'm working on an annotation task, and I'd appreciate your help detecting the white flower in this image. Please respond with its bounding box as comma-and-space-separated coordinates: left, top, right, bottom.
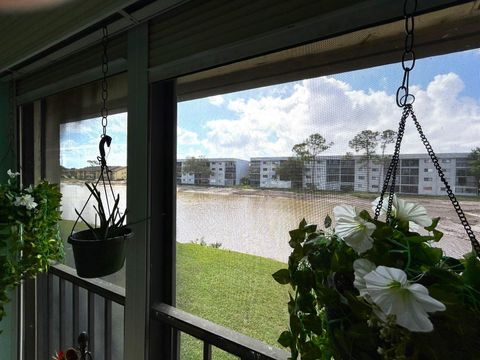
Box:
24, 185, 33, 193
14, 194, 38, 210
353, 258, 376, 297
7, 169, 20, 179
333, 204, 376, 254
363, 266, 445, 332
372, 195, 432, 230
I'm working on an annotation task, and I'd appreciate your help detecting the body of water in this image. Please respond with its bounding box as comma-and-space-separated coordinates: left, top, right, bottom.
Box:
61, 183, 338, 263
61, 183, 476, 263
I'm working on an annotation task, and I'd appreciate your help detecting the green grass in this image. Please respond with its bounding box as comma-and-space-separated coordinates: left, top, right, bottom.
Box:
59, 220, 291, 358
176, 243, 290, 360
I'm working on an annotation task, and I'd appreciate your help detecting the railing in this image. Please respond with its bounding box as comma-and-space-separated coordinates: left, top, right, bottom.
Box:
46, 264, 125, 360
151, 303, 290, 360
47, 265, 290, 360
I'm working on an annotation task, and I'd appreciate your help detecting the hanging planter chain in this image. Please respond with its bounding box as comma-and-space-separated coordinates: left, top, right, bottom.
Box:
101, 25, 109, 138
71, 24, 120, 235
374, 0, 480, 256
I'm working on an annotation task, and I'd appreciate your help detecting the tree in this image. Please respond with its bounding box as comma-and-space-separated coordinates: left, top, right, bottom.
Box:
349, 130, 380, 192
377, 129, 397, 191
292, 133, 333, 190
182, 156, 212, 185
276, 158, 304, 188
468, 147, 480, 195
87, 159, 100, 167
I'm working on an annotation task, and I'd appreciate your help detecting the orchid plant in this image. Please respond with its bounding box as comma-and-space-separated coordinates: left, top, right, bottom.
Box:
274, 196, 480, 359
0, 170, 63, 327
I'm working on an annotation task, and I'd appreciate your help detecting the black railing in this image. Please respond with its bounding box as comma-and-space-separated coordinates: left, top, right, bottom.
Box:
46, 264, 125, 360
47, 265, 290, 360
151, 303, 290, 360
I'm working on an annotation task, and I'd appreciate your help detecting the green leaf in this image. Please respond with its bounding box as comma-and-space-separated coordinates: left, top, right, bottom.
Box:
425, 217, 440, 232
432, 229, 443, 241
299, 218, 307, 229
302, 314, 324, 335
462, 253, 480, 289
324, 215, 332, 229
278, 330, 293, 348
304, 224, 317, 234
358, 210, 372, 221
272, 269, 291, 285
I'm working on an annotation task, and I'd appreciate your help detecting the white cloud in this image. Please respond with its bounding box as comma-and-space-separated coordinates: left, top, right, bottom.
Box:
178, 127, 200, 145
194, 72, 479, 159
208, 95, 225, 106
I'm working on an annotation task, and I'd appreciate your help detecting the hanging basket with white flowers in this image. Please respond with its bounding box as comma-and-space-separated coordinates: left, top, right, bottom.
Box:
0, 169, 63, 326
273, 196, 480, 359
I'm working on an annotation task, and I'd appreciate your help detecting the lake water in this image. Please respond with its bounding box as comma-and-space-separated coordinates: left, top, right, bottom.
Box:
61, 183, 345, 263
61, 183, 476, 263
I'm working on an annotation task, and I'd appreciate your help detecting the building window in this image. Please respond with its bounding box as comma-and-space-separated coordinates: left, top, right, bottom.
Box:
424, 177, 433, 181
358, 176, 365, 180
372, 168, 378, 172
424, 168, 433, 173
401, 159, 419, 167
423, 186, 433, 191
262, 174, 268, 178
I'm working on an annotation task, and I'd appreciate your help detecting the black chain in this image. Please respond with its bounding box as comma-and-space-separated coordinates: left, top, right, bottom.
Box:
374, 106, 408, 221
376, 0, 480, 257
374, 105, 480, 256
410, 110, 480, 255
101, 25, 109, 137
396, 0, 417, 108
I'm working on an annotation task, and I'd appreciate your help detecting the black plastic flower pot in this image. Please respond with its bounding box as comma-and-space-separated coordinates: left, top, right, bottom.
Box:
68, 228, 132, 278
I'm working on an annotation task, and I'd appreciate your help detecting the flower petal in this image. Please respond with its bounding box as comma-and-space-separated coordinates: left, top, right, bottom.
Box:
333, 204, 357, 221
353, 259, 376, 296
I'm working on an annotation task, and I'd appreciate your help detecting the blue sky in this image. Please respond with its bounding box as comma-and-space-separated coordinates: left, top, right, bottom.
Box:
60, 49, 480, 167
177, 48, 480, 160
60, 113, 127, 168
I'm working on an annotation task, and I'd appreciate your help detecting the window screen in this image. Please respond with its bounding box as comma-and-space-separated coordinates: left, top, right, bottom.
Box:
176, 48, 479, 358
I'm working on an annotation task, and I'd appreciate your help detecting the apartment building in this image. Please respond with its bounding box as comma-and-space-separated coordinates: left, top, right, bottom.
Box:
250, 157, 292, 188
249, 153, 477, 196
177, 158, 249, 186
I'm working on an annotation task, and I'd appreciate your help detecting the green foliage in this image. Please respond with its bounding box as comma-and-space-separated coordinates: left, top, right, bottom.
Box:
276, 158, 304, 188
468, 147, 480, 193
274, 214, 480, 359
292, 133, 333, 190
292, 133, 333, 162
74, 182, 127, 240
182, 156, 212, 185
0, 174, 63, 326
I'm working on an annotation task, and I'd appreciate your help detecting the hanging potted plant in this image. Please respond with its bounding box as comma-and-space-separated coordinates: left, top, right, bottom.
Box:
68, 178, 132, 279
67, 24, 133, 279
274, 196, 480, 359
0, 169, 63, 326
274, 1, 480, 357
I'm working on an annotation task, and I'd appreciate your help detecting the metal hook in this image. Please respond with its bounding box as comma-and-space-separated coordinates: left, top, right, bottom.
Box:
98, 135, 112, 167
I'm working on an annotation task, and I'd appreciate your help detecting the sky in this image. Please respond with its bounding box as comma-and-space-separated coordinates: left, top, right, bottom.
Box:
178, 49, 480, 160
60, 113, 127, 169
60, 49, 480, 168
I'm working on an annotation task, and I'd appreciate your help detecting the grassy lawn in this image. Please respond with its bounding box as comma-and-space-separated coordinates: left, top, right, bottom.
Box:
176, 243, 290, 360
60, 220, 291, 358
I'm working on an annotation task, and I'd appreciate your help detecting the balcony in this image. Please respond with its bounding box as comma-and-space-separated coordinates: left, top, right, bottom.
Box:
44, 265, 289, 360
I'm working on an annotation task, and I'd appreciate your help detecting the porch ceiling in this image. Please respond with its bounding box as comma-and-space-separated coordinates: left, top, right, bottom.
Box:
0, 0, 137, 74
